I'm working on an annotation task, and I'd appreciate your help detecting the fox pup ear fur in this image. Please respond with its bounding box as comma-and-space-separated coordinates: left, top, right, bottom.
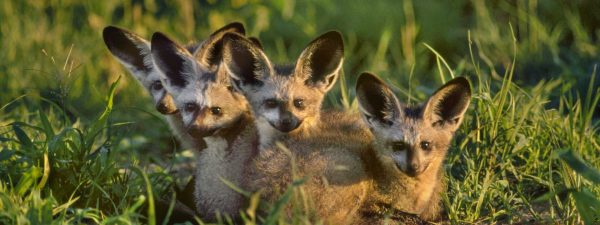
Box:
102, 26, 152, 80
423, 77, 471, 131
194, 22, 246, 69
247, 37, 263, 50
296, 31, 344, 93
151, 32, 196, 89
221, 32, 272, 90
356, 72, 402, 126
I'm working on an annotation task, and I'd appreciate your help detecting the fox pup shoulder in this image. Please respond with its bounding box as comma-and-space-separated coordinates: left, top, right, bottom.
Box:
244, 111, 373, 224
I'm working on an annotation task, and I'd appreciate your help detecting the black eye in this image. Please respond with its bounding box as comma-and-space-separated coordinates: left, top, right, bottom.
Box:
392, 142, 408, 152
264, 99, 278, 108
293, 99, 305, 109
210, 107, 222, 115
420, 141, 431, 151
184, 103, 197, 113
151, 81, 163, 91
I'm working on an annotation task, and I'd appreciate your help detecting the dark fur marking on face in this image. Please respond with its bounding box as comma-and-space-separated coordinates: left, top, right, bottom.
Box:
403, 107, 422, 120
274, 65, 294, 77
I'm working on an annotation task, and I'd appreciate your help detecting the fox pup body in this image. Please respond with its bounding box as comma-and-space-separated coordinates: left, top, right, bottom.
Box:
222, 32, 382, 224
151, 23, 262, 221
245, 111, 373, 224
221, 31, 344, 149
355, 72, 471, 223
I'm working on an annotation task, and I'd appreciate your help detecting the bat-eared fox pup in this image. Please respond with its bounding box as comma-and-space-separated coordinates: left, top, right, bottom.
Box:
102, 25, 207, 151
221, 31, 344, 148
355, 72, 471, 223
150, 23, 264, 222
102, 23, 261, 151
218, 31, 373, 224
243, 119, 374, 225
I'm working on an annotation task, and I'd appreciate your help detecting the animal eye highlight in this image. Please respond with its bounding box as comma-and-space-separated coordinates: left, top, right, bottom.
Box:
184, 103, 197, 113
264, 99, 278, 108
152, 81, 163, 91
420, 141, 431, 151
210, 107, 222, 116
391, 142, 408, 152
293, 99, 305, 109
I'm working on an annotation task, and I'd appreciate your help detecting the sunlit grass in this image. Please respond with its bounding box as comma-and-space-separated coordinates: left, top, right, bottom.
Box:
0, 0, 599, 224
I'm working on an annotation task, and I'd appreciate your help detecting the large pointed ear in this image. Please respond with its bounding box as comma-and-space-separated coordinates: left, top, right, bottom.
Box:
423, 77, 471, 131
102, 26, 153, 80
151, 32, 196, 90
221, 32, 271, 91
247, 37, 263, 50
296, 31, 344, 93
356, 72, 402, 127
194, 22, 245, 69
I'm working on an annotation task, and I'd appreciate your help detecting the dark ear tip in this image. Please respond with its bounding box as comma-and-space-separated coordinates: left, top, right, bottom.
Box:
248, 37, 263, 49
221, 22, 246, 35
222, 32, 247, 45
102, 26, 120, 37
151, 32, 170, 44
448, 76, 472, 95
357, 72, 384, 87
320, 30, 344, 45
102, 26, 125, 45
322, 30, 343, 39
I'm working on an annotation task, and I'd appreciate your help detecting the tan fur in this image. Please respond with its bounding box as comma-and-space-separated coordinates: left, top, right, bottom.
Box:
354, 73, 471, 223
244, 111, 374, 224
359, 121, 451, 220
194, 112, 258, 221
150, 23, 263, 222
165, 114, 205, 150
222, 32, 344, 149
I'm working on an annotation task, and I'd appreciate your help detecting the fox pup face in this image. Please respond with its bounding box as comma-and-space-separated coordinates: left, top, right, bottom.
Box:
221, 31, 343, 133
356, 73, 471, 177
151, 23, 251, 137
103, 26, 178, 114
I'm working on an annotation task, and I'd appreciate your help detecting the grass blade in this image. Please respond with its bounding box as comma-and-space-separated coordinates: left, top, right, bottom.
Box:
12, 124, 34, 150
556, 149, 600, 184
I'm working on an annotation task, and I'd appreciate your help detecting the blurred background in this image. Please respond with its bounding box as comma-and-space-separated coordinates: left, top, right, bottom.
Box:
0, 1, 599, 223
1, 0, 598, 150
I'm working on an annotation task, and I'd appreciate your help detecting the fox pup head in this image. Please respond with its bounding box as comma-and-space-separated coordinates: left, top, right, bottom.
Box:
103, 26, 179, 114
356, 73, 471, 177
151, 23, 251, 137
221, 31, 343, 134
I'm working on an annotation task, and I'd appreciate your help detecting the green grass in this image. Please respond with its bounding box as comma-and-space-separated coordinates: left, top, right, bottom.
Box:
1, 0, 599, 224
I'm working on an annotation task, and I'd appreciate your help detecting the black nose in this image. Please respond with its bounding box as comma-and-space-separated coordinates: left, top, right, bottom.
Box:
281, 118, 292, 126
409, 163, 420, 171
156, 103, 169, 114
405, 162, 424, 177
274, 119, 301, 133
